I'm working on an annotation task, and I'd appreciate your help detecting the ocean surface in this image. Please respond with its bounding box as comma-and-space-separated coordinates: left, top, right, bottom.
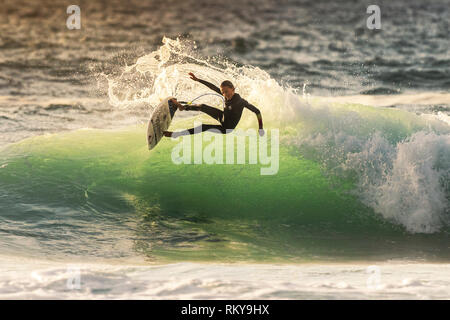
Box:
0, 0, 449, 299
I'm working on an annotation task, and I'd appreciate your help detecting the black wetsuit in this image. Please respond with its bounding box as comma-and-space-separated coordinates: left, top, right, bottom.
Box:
175, 79, 261, 135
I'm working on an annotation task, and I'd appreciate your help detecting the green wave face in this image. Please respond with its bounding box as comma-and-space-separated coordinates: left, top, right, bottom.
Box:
1, 109, 449, 263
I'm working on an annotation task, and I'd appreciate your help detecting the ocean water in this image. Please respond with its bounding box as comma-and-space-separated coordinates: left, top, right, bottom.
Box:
0, 0, 449, 299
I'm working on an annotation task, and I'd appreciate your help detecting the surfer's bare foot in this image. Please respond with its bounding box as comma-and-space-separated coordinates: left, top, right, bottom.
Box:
163, 131, 173, 137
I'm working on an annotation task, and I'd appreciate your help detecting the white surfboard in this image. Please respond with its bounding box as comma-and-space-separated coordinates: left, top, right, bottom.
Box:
147, 97, 174, 150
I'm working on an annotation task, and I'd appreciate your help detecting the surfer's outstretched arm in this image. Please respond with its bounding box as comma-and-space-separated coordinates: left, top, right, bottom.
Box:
244, 101, 265, 136
189, 72, 221, 95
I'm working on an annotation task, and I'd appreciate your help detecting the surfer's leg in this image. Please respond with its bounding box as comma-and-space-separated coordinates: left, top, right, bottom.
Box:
185, 104, 224, 123
188, 124, 226, 135
169, 124, 226, 137
165, 123, 232, 137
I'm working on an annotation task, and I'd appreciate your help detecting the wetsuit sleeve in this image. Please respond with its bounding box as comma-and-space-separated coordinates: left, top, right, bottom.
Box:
244, 100, 261, 114
197, 79, 222, 95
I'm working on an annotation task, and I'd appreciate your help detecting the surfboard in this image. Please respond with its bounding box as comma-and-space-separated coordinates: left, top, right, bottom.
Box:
147, 97, 175, 150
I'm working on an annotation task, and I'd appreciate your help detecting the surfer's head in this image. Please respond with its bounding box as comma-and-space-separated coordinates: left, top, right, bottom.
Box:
220, 80, 235, 100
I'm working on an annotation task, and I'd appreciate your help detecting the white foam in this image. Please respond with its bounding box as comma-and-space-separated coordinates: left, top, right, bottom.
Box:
362, 132, 450, 233
0, 255, 448, 299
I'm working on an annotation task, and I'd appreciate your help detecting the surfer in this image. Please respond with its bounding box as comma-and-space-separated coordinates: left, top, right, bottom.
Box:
163, 72, 264, 137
